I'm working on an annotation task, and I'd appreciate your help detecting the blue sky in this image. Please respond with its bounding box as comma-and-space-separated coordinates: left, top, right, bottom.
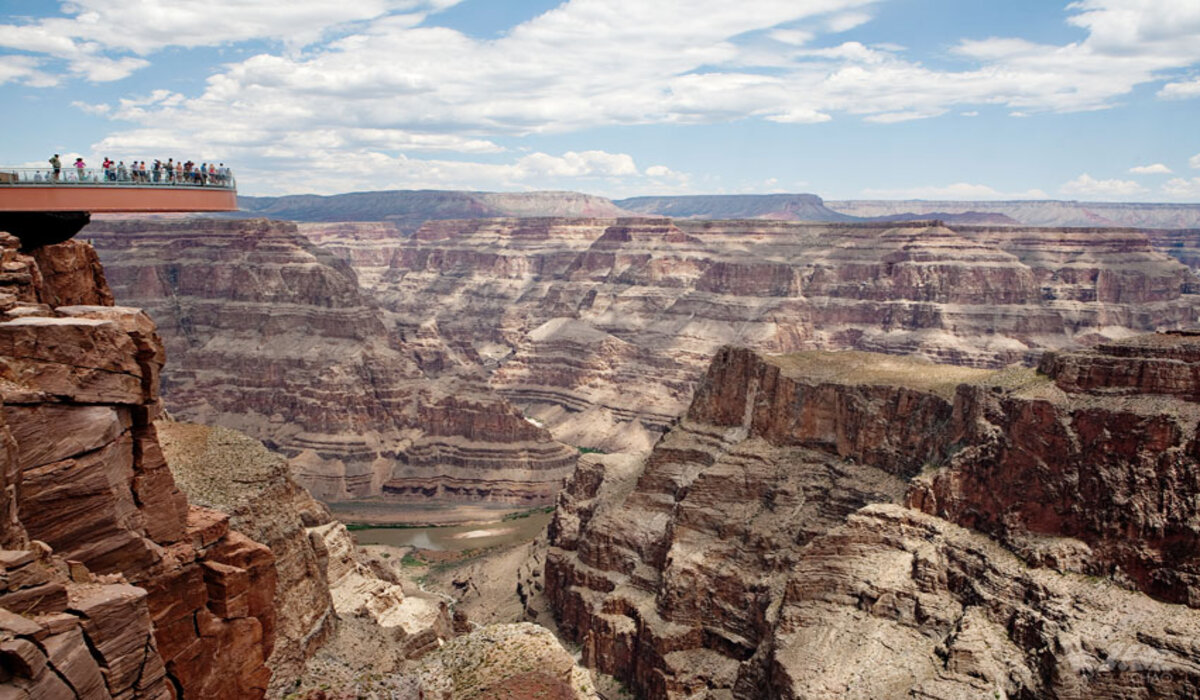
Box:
1, 0, 1198, 201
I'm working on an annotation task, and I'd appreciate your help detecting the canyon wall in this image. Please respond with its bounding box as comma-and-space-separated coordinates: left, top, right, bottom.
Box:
546, 339, 1200, 698
0, 234, 276, 698
88, 219, 577, 505
301, 217, 1200, 451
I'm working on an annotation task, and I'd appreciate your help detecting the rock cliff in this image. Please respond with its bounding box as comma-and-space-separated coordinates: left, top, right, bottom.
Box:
157, 420, 462, 694
304, 217, 1200, 452
87, 218, 577, 505
156, 421, 337, 694
0, 233, 276, 698
547, 341, 1200, 698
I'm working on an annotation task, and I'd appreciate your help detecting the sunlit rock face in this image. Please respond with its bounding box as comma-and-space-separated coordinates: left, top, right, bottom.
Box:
546, 342, 1200, 699
0, 233, 276, 699
301, 216, 1200, 452
89, 218, 577, 506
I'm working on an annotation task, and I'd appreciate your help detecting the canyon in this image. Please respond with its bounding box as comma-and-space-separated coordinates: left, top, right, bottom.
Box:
0, 229, 595, 699
291, 216, 1200, 456
546, 339, 1200, 698
2, 202, 1200, 697
86, 214, 1200, 497
85, 218, 577, 506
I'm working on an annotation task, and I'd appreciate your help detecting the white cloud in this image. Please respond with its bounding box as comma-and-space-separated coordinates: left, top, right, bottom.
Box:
1192, 153, 1200, 169
826, 12, 873, 33
0, 0, 1192, 195
0, 0, 459, 84
71, 100, 111, 116
860, 183, 1049, 200
1129, 163, 1172, 174
864, 109, 945, 123
1158, 77, 1200, 99
0, 55, 51, 87
516, 150, 637, 177
1060, 173, 1148, 198
1164, 177, 1200, 199
769, 29, 814, 46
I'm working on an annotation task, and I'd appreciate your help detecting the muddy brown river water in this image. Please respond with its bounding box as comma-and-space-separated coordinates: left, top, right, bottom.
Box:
349, 509, 554, 552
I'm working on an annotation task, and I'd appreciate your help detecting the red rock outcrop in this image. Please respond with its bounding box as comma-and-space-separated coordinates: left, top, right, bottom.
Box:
911, 330, 1200, 607
547, 341, 1200, 698
299, 217, 1200, 452
0, 233, 276, 698
156, 421, 337, 695
87, 218, 576, 505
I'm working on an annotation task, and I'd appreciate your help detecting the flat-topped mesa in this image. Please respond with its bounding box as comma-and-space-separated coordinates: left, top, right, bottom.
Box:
88, 217, 577, 505
549, 339, 1200, 698
1038, 329, 1200, 397
238, 189, 631, 228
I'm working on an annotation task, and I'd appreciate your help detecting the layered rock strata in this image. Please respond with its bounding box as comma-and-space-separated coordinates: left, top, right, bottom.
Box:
157, 421, 337, 694
0, 234, 276, 698
88, 219, 576, 504
547, 340, 1200, 698
303, 217, 1200, 451
158, 421, 458, 694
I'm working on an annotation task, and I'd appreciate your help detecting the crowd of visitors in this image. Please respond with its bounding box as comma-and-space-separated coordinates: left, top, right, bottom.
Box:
40, 154, 232, 186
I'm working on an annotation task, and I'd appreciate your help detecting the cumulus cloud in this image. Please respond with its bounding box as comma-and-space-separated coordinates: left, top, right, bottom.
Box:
0, 55, 52, 87
516, 151, 637, 177
5, 0, 1198, 194
0, 0, 457, 85
1158, 77, 1200, 99
1129, 163, 1172, 174
1192, 153, 1200, 169
1164, 177, 1200, 198
1060, 173, 1148, 198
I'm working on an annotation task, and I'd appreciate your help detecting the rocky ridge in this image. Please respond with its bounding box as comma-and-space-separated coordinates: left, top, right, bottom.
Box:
87, 218, 577, 505
0, 234, 276, 698
237, 190, 630, 229
615, 194, 854, 222
546, 339, 1200, 698
827, 198, 1200, 229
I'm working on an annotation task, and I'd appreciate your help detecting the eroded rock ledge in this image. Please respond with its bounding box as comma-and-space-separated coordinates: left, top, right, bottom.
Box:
0, 233, 275, 698
548, 338, 1200, 698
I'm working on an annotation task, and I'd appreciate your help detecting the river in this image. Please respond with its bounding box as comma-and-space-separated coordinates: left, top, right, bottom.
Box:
349, 509, 554, 552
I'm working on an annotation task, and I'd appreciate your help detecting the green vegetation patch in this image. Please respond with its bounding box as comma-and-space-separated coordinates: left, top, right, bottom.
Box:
770, 350, 1014, 399
502, 505, 555, 521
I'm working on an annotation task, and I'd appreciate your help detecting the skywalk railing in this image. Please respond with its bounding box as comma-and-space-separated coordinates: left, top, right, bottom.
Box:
0, 167, 236, 190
